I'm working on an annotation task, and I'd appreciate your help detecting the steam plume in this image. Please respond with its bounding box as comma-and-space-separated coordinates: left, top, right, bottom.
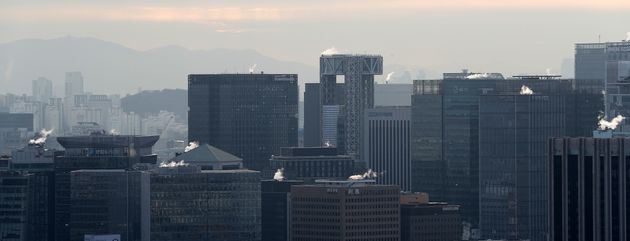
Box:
273, 168, 285, 181
29, 129, 54, 145
109, 129, 119, 135
321, 47, 339, 55
249, 64, 257, 73
385, 72, 395, 83
546, 68, 552, 75
348, 169, 378, 180
184, 141, 199, 152
626, 32, 630, 41
465, 73, 491, 79
159, 160, 189, 168
520, 85, 534, 95
598, 115, 626, 130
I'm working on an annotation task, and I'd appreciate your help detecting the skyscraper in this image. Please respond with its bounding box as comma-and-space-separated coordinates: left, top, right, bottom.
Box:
374, 83, 413, 106
400, 193, 462, 241
575, 41, 630, 118
320, 54, 383, 157
549, 137, 630, 241
188, 73, 298, 171
261, 180, 304, 241
363, 106, 411, 191
411, 72, 502, 226
64, 72, 84, 98
32, 77, 52, 103
303, 82, 345, 147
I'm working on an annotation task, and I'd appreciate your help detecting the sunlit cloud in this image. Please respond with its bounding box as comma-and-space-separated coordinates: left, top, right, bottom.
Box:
1, 0, 629, 27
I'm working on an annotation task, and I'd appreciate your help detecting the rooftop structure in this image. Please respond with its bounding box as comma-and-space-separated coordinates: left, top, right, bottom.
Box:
168, 143, 243, 170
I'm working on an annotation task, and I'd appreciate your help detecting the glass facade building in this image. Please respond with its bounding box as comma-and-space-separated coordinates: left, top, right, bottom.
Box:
261, 180, 303, 241
70, 170, 150, 241
188, 74, 298, 171
269, 147, 353, 183
150, 166, 261, 241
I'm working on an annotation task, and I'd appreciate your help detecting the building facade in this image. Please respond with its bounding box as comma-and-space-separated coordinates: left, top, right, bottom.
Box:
188, 74, 298, 171
291, 179, 400, 241
54, 133, 159, 241
374, 83, 412, 107
400, 193, 462, 241
150, 166, 261, 241
261, 180, 304, 241
269, 147, 353, 183
70, 170, 150, 241
363, 107, 411, 191
32, 77, 53, 103
549, 137, 630, 241
303, 83, 345, 147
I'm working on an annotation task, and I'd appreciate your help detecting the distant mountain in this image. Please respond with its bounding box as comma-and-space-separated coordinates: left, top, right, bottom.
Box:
121, 89, 187, 119
0, 36, 317, 95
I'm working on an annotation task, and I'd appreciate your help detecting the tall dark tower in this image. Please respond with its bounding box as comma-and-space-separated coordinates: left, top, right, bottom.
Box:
188, 73, 298, 171
319, 54, 383, 158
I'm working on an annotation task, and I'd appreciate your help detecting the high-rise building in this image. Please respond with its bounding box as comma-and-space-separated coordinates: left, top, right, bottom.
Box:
32, 77, 53, 103
149, 165, 261, 241
261, 180, 304, 241
321, 105, 341, 147
303, 83, 345, 147
70, 170, 150, 241
0, 113, 33, 155
188, 73, 298, 171
549, 137, 630, 241
374, 83, 412, 106
291, 179, 400, 241
411, 72, 502, 226
320, 54, 383, 157
575, 41, 630, 118
363, 107, 411, 191
400, 193, 462, 241
53, 133, 159, 241
64, 72, 84, 98
269, 147, 353, 182
0, 170, 54, 241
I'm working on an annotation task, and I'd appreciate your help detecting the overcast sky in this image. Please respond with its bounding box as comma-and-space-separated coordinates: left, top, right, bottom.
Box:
1, 0, 629, 77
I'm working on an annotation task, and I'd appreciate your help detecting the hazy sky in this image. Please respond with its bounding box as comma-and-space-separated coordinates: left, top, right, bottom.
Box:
2, 0, 630, 77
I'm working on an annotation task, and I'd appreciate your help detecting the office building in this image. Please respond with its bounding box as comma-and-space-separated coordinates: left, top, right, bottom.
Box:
70, 170, 150, 241
374, 83, 412, 106
291, 179, 400, 241
321, 105, 342, 147
0, 113, 33, 155
400, 193, 462, 241
261, 180, 304, 241
363, 107, 411, 191
168, 143, 243, 170
411, 72, 502, 226
575, 41, 630, 118
150, 165, 261, 241
269, 147, 353, 182
32, 77, 53, 103
188, 73, 298, 171
549, 137, 630, 241
10, 143, 56, 171
320, 54, 383, 157
303, 83, 345, 147
65, 72, 84, 98
54, 133, 159, 241
0, 170, 54, 241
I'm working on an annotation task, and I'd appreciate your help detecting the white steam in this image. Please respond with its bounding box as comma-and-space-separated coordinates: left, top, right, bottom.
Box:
29, 129, 54, 145
324, 141, 331, 147
546, 68, 552, 75
159, 160, 189, 168
109, 129, 119, 135
184, 141, 199, 152
249, 64, 257, 73
348, 169, 378, 180
520, 85, 534, 95
385, 72, 395, 83
465, 73, 491, 79
598, 114, 626, 130
626, 32, 630, 41
321, 47, 339, 56
273, 168, 285, 181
